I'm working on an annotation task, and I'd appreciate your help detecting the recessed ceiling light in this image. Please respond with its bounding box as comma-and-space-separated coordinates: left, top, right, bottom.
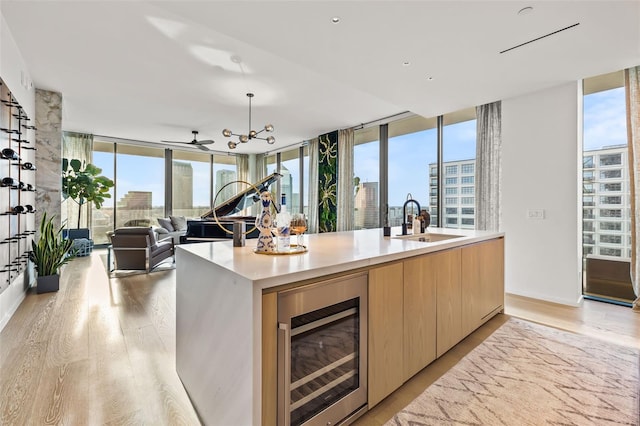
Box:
426, 76, 434, 81
518, 6, 533, 15
331, 16, 340, 24
402, 61, 411, 67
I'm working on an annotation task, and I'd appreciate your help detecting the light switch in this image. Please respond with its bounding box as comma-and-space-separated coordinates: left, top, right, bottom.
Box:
527, 209, 545, 219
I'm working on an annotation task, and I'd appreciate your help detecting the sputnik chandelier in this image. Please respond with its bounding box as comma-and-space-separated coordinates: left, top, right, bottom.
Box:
223, 93, 275, 149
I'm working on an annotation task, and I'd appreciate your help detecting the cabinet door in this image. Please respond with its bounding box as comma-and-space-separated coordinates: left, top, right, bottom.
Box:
434, 248, 462, 358
368, 262, 404, 408
403, 255, 437, 380
461, 238, 505, 337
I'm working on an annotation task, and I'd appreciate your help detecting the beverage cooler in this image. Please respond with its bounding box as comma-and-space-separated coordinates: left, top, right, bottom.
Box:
277, 273, 368, 426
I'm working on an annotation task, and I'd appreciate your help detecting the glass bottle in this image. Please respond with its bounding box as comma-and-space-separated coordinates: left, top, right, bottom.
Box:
275, 193, 291, 251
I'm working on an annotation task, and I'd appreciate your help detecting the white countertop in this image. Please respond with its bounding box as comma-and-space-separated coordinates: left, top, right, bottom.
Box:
176, 227, 503, 289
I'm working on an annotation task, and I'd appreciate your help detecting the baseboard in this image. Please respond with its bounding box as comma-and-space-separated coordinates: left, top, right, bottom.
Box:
0, 272, 29, 333
506, 290, 583, 307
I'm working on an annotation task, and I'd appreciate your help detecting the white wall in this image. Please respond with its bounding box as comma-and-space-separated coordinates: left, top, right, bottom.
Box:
0, 10, 36, 331
502, 82, 583, 306
0, 12, 35, 116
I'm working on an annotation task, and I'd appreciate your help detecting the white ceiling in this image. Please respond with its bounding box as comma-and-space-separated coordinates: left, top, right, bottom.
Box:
2, 1, 639, 154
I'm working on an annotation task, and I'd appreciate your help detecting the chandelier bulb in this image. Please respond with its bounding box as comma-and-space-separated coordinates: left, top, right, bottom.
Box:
228, 141, 237, 149
265, 124, 274, 132
249, 130, 257, 138
240, 134, 249, 143
266, 136, 276, 145
222, 129, 232, 137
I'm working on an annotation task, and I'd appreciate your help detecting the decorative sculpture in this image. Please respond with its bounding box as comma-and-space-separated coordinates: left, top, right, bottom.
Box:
255, 191, 276, 253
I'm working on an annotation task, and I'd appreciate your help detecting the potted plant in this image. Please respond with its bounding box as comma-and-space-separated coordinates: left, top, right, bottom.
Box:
62, 158, 114, 229
30, 212, 75, 293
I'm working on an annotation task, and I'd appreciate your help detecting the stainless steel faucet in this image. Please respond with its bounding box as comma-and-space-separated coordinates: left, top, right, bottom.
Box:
402, 198, 421, 235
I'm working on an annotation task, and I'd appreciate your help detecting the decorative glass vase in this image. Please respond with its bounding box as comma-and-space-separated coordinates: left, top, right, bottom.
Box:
255, 191, 276, 253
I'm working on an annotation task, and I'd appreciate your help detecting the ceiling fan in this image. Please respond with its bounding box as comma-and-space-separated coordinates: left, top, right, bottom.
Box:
161, 130, 215, 151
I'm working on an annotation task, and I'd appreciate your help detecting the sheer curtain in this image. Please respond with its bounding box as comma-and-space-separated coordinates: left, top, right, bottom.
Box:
307, 138, 319, 233
475, 101, 502, 232
236, 154, 249, 184
625, 66, 640, 311
62, 131, 93, 229
254, 153, 266, 181
337, 128, 354, 231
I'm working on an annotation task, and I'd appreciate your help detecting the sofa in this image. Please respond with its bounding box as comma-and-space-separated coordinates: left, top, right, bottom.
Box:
155, 216, 188, 245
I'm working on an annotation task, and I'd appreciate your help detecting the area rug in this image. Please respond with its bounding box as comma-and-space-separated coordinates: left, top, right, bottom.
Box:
386, 318, 639, 426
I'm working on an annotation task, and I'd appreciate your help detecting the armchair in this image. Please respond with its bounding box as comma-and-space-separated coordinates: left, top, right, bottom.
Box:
108, 226, 174, 273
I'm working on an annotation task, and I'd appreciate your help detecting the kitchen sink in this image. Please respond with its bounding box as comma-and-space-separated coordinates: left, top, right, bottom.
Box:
392, 233, 465, 243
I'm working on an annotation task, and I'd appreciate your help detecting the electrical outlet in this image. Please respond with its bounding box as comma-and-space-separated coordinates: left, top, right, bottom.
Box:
527, 209, 545, 220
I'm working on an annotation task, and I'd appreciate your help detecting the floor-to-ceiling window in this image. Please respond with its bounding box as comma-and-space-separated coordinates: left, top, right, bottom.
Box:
388, 115, 438, 227
172, 150, 211, 218
91, 141, 115, 245
280, 147, 307, 214
354, 126, 380, 229
212, 154, 237, 205
442, 108, 477, 229
280, 148, 299, 213
115, 144, 165, 228
582, 70, 633, 305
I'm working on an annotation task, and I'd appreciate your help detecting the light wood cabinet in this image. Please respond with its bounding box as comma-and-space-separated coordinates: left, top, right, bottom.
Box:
461, 238, 505, 337
403, 255, 437, 380
264, 237, 505, 415
368, 262, 404, 407
435, 248, 462, 357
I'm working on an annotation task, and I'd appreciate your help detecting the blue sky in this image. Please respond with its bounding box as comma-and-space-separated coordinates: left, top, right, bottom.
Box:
583, 87, 626, 151
94, 86, 626, 210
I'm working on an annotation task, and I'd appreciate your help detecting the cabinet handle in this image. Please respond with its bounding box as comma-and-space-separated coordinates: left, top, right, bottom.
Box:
278, 322, 291, 426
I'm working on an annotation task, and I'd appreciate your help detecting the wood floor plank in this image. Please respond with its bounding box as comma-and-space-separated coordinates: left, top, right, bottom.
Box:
28, 360, 90, 425
42, 284, 89, 369
0, 342, 48, 425
122, 324, 200, 425
0, 289, 53, 357
505, 293, 640, 349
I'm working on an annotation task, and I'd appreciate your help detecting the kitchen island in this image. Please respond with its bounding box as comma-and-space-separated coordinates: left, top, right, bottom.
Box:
175, 227, 504, 425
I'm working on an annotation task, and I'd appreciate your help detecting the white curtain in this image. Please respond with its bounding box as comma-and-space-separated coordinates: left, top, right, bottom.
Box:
61, 132, 93, 229
475, 101, 502, 232
625, 66, 640, 311
337, 128, 355, 231
307, 138, 320, 233
254, 153, 267, 181
236, 154, 249, 184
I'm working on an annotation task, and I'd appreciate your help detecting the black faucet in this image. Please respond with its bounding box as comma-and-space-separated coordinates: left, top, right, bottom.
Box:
402, 199, 421, 235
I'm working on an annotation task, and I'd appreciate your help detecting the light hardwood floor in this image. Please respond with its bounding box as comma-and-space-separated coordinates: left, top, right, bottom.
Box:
1, 251, 638, 425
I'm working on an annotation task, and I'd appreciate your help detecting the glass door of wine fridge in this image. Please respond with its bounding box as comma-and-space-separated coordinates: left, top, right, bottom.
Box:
277, 273, 368, 426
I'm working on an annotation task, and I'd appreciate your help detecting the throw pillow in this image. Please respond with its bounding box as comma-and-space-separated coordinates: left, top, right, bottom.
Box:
157, 217, 175, 232
155, 227, 169, 234
170, 215, 188, 231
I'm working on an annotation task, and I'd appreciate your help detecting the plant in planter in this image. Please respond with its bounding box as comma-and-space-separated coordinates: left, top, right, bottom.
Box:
62, 158, 114, 229
30, 212, 75, 293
